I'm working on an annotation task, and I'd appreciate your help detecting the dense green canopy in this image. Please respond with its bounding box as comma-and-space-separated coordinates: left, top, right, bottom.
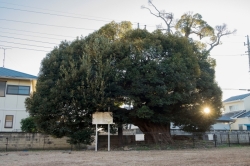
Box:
26, 21, 222, 144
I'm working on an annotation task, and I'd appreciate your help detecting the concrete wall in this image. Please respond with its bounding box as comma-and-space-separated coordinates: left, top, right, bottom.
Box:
0, 132, 71, 151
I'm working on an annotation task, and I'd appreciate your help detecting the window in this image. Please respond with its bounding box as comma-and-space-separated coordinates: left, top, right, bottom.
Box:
7, 85, 30, 95
4, 115, 13, 128
229, 105, 239, 112
239, 124, 243, 130
0, 81, 6, 97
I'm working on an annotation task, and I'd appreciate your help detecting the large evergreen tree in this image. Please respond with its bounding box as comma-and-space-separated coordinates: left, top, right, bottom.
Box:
26, 21, 222, 144
113, 30, 222, 143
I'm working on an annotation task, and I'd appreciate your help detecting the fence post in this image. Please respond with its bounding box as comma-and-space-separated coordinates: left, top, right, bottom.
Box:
228, 133, 230, 147
192, 133, 195, 148
214, 134, 217, 147
237, 133, 239, 144
160, 133, 162, 148
43, 135, 45, 150
248, 133, 250, 145
5, 137, 8, 152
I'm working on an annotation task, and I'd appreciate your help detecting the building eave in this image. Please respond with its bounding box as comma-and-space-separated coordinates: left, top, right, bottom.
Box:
223, 100, 244, 104
0, 76, 37, 81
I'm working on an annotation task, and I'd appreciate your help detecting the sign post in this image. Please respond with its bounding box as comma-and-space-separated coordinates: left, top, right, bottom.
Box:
108, 123, 110, 151
92, 112, 113, 151
95, 124, 98, 151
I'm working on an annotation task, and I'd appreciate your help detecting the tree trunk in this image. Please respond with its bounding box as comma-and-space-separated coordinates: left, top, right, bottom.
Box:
118, 125, 123, 147
132, 118, 173, 144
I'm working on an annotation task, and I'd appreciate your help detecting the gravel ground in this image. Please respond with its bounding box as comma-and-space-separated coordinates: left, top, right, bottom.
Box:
0, 147, 250, 166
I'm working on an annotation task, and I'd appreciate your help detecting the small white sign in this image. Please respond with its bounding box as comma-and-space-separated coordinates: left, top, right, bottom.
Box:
208, 134, 214, 140
92, 112, 113, 124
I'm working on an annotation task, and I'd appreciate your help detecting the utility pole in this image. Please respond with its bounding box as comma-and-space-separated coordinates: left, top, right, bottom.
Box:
244, 35, 250, 71
0, 47, 11, 68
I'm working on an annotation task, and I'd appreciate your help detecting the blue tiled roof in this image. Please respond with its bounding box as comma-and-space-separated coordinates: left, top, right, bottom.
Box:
237, 111, 250, 118
0, 67, 37, 80
217, 110, 250, 121
217, 116, 232, 122
223, 93, 250, 102
217, 112, 235, 122
231, 110, 246, 118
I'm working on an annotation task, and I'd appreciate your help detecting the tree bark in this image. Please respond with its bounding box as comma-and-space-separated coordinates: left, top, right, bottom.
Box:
132, 118, 173, 144
118, 125, 123, 147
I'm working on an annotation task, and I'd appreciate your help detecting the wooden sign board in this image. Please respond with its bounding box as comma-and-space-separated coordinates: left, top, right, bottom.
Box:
92, 112, 113, 124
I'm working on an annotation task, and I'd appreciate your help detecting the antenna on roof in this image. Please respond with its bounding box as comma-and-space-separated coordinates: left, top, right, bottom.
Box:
0, 47, 11, 68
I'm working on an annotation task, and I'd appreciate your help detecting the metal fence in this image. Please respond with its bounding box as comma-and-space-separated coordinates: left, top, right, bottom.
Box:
120, 130, 250, 150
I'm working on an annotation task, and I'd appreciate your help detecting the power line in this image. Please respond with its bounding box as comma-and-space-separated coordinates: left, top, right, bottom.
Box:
0, 2, 129, 23
221, 41, 244, 43
0, 30, 70, 41
211, 54, 247, 56
0, 2, 155, 27
222, 88, 250, 91
0, 6, 112, 23
0, 1, 109, 19
0, 42, 247, 56
0, 18, 96, 30
0, 27, 76, 38
0, 34, 247, 56
0, 44, 48, 52
0, 35, 59, 45
0, 40, 54, 49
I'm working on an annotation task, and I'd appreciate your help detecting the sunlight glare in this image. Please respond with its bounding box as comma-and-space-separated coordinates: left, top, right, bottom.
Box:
204, 107, 210, 114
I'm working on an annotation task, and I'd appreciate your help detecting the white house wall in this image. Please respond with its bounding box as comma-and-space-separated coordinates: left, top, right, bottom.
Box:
243, 96, 250, 111
0, 79, 33, 132
14, 110, 29, 131
223, 101, 245, 113
212, 123, 230, 130
230, 118, 250, 130
0, 110, 29, 131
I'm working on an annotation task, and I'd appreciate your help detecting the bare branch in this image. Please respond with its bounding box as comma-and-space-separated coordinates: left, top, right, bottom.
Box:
206, 24, 236, 53
141, 1, 174, 34
142, 6, 161, 18
149, 0, 162, 15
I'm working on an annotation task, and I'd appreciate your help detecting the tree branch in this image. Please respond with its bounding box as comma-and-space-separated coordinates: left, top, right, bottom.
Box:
206, 24, 236, 53
141, 0, 173, 34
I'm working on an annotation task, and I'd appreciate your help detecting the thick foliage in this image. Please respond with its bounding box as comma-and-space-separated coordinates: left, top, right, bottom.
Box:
114, 30, 222, 132
26, 21, 222, 144
25, 22, 132, 144
20, 117, 38, 133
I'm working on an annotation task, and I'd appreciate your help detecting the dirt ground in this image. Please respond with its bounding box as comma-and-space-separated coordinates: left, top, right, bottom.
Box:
0, 147, 250, 166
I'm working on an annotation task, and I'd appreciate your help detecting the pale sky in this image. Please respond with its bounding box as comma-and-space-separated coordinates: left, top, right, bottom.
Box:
0, 0, 250, 100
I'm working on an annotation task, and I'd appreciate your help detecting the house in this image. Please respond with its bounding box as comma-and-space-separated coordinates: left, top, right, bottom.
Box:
0, 67, 37, 132
218, 93, 250, 131
211, 112, 235, 130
